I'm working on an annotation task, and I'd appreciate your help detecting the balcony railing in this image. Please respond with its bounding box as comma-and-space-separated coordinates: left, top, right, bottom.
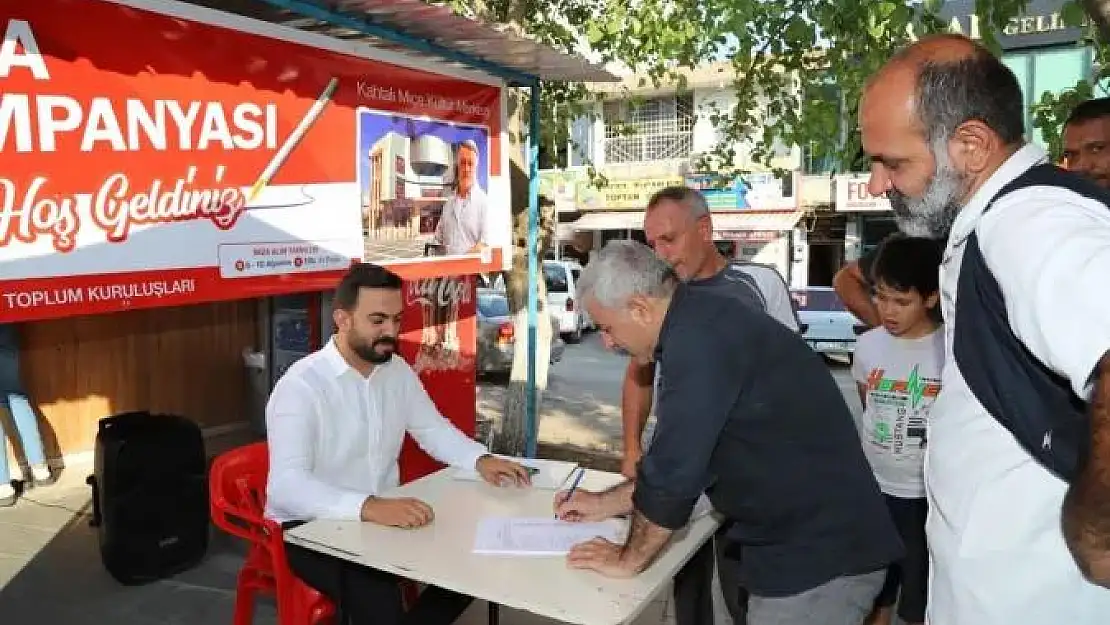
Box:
604, 132, 693, 164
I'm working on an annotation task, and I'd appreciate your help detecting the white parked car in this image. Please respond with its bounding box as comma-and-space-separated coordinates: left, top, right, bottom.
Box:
543, 259, 593, 343
791, 286, 866, 362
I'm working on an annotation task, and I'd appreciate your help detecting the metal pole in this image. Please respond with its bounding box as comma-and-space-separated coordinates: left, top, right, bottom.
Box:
525, 83, 541, 458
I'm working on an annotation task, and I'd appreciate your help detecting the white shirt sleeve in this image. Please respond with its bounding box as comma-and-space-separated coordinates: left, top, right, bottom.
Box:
978, 188, 1110, 398
433, 201, 448, 245
762, 276, 801, 332
742, 264, 801, 332
478, 190, 495, 248
400, 364, 489, 469
265, 377, 369, 521
851, 331, 873, 384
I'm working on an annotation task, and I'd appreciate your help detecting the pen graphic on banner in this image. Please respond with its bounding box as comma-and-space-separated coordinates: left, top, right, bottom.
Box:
247, 77, 340, 203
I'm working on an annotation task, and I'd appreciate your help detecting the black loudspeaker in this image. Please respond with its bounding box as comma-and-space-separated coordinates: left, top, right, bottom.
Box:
86, 411, 209, 585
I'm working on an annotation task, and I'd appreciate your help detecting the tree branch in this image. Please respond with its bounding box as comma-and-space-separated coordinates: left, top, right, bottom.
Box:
1083, 0, 1110, 42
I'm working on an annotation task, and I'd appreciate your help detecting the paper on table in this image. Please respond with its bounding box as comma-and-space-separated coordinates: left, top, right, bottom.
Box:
473, 517, 626, 556
452, 457, 579, 490
690, 494, 715, 521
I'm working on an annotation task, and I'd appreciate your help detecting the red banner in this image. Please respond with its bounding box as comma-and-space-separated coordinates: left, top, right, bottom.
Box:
0, 0, 503, 322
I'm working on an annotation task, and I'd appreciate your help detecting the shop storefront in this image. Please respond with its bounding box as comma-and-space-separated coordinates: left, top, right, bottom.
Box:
542, 172, 683, 255
690, 172, 802, 279
833, 174, 897, 263
711, 211, 804, 280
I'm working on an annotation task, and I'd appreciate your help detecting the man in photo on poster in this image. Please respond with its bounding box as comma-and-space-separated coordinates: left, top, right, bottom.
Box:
433, 140, 495, 257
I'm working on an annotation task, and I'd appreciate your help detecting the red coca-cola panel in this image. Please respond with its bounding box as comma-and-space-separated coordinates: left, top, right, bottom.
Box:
397, 275, 478, 482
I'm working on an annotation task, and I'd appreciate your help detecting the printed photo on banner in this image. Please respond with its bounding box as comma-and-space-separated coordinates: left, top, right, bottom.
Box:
357, 108, 500, 263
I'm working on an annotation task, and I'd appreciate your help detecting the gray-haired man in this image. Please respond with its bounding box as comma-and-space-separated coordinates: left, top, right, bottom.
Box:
555, 240, 902, 625
433, 139, 491, 255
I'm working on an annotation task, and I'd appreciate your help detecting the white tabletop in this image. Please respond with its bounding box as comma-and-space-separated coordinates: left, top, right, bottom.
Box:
285, 467, 721, 625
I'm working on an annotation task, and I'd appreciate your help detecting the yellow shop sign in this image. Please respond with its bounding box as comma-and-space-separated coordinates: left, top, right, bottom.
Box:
601, 176, 685, 209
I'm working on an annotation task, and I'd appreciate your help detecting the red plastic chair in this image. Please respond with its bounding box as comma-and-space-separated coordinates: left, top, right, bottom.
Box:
209, 442, 336, 625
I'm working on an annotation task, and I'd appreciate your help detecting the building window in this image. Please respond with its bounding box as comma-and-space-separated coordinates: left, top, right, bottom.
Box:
803, 143, 838, 175
569, 115, 593, 167
539, 140, 569, 170
1003, 46, 1092, 147
603, 95, 694, 164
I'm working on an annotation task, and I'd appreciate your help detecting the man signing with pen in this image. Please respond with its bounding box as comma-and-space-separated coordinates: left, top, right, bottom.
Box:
555, 241, 902, 625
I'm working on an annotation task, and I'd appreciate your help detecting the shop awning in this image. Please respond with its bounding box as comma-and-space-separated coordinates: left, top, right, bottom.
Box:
712, 210, 805, 232
184, 0, 618, 85
570, 211, 646, 231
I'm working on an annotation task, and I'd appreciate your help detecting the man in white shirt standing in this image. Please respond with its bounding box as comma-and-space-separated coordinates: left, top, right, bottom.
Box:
860, 33, 1110, 624
266, 262, 530, 625
433, 140, 491, 256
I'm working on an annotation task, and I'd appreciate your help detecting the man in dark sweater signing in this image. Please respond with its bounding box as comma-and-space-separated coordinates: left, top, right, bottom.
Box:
555, 240, 903, 625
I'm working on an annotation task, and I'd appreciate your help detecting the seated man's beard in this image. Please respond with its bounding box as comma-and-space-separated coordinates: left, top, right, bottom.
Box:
888, 148, 967, 240
352, 336, 397, 364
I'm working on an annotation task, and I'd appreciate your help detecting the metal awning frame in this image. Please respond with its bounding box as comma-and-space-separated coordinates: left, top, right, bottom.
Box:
244, 0, 610, 457
256, 0, 541, 86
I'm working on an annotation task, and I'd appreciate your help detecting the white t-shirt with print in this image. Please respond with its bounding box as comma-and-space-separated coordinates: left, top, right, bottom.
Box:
851, 327, 944, 499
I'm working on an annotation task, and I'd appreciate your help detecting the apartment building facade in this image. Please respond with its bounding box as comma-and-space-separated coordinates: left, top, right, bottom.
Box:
540, 62, 807, 284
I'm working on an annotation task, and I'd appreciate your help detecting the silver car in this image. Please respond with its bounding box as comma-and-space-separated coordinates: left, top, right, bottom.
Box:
476, 288, 564, 375
791, 286, 866, 362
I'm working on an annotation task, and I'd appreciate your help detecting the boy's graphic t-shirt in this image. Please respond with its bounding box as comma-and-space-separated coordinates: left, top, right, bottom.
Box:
851, 327, 945, 498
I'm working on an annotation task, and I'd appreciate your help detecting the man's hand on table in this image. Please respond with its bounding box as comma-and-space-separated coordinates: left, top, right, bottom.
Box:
476, 454, 533, 487
566, 537, 637, 578
360, 496, 434, 529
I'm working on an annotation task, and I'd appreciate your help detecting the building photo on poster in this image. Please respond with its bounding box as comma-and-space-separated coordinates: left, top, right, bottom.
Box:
357, 109, 493, 262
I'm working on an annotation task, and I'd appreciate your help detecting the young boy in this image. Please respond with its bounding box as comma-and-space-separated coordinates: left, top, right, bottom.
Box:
851, 235, 944, 625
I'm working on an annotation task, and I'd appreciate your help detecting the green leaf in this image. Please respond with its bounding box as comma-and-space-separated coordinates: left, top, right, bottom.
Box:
585, 21, 604, 44
784, 16, 811, 46
1060, 1, 1086, 28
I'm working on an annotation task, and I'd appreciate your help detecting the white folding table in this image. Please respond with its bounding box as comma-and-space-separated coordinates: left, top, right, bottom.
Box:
284, 467, 721, 625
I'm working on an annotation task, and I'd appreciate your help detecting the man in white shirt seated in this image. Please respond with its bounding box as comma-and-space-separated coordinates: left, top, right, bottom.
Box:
265, 262, 531, 625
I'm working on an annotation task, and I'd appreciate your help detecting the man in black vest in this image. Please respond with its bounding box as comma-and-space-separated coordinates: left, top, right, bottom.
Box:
858, 33, 1110, 625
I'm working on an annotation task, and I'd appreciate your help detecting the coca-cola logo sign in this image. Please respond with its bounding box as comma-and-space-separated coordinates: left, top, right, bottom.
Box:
406, 277, 471, 308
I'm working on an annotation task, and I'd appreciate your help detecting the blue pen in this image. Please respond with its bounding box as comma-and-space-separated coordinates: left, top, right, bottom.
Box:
557, 468, 586, 519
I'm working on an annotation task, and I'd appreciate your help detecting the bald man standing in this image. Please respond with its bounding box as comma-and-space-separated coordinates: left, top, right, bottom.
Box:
859, 34, 1110, 624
